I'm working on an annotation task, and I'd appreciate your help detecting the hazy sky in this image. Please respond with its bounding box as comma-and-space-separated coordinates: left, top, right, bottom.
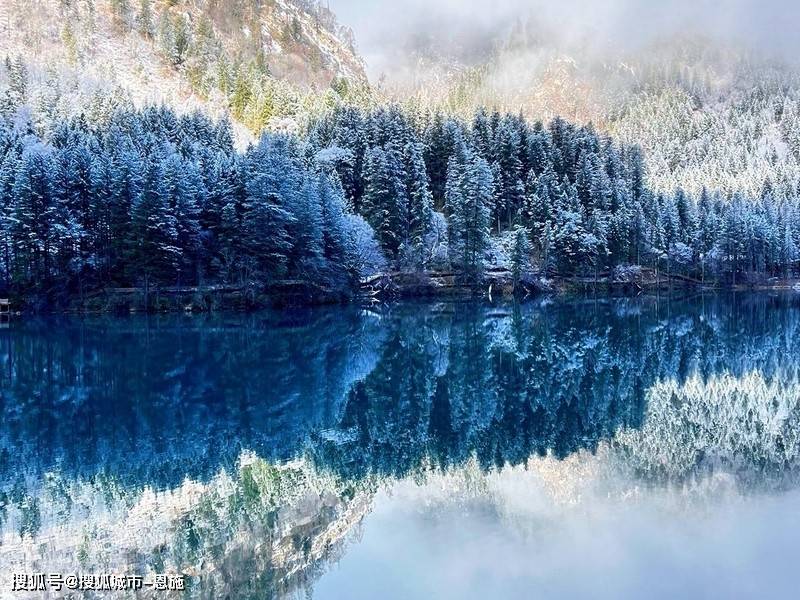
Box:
328, 0, 800, 78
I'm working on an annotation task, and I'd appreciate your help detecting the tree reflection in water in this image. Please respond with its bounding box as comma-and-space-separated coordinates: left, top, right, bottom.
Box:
2, 294, 800, 596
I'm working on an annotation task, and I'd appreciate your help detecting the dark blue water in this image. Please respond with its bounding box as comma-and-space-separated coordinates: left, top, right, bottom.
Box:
2, 294, 800, 598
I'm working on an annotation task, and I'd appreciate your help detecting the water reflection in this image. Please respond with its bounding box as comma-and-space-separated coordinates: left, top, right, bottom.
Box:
0, 309, 386, 488
2, 294, 800, 597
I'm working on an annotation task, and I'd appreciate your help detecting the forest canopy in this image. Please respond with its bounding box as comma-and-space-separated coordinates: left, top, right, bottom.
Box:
2, 81, 800, 307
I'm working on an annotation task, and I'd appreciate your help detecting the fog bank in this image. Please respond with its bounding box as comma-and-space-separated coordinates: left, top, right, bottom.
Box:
329, 0, 800, 81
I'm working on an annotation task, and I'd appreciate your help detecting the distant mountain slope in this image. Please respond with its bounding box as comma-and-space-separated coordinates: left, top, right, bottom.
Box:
0, 0, 369, 135
377, 21, 800, 198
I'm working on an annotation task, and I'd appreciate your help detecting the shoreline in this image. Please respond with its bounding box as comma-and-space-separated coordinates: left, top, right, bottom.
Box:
3, 270, 800, 316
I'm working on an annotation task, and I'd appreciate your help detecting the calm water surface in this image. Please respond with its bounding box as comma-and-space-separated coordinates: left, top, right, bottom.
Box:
2, 295, 800, 598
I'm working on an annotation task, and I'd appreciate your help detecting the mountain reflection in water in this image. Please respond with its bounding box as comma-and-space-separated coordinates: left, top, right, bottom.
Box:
2, 294, 800, 598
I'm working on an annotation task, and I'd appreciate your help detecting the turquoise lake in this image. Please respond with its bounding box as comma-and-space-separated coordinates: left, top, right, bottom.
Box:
2, 294, 800, 598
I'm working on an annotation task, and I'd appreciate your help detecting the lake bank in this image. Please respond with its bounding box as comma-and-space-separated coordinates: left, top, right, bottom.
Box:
4, 267, 800, 314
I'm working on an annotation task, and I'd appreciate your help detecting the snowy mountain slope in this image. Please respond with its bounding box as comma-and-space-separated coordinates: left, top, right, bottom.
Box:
0, 0, 368, 136
377, 22, 800, 198
0, 1, 199, 112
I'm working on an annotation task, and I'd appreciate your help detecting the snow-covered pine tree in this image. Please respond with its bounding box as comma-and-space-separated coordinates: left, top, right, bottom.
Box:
446, 137, 491, 281
404, 140, 433, 269
361, 143, 408, 260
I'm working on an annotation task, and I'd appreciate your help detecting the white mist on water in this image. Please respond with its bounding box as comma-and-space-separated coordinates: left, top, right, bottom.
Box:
315, 366, 800, 600
314, 452, 800, 599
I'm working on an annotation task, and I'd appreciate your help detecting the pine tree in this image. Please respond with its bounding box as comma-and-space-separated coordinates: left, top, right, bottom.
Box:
241, 138, 296, 282
158, 12, 187, 66
6, 56, 28, 110
137, 0, 155, 37
88, 152, 112, 280
491, 117, 525, 232
522, 166, 557, 263
318, 172, 352, 283
781, 204, 798, 279
291, 176, 325, 275
12, 147, 58, 288
510, 225, 531, 290
658, 193, 681, 277
551, 185, 593, 274
56, 141, 96, 281
162, 153, 201, 283
107, 147, 143, 282
0, 150, 18, 287
424, 113, 460, 209
471, 107, 493, 159
404, 141, 433, 268
526, 125, 553, 177
361, 144, 408, 260
446, 145, 491, 281
130, 152, 180, 298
